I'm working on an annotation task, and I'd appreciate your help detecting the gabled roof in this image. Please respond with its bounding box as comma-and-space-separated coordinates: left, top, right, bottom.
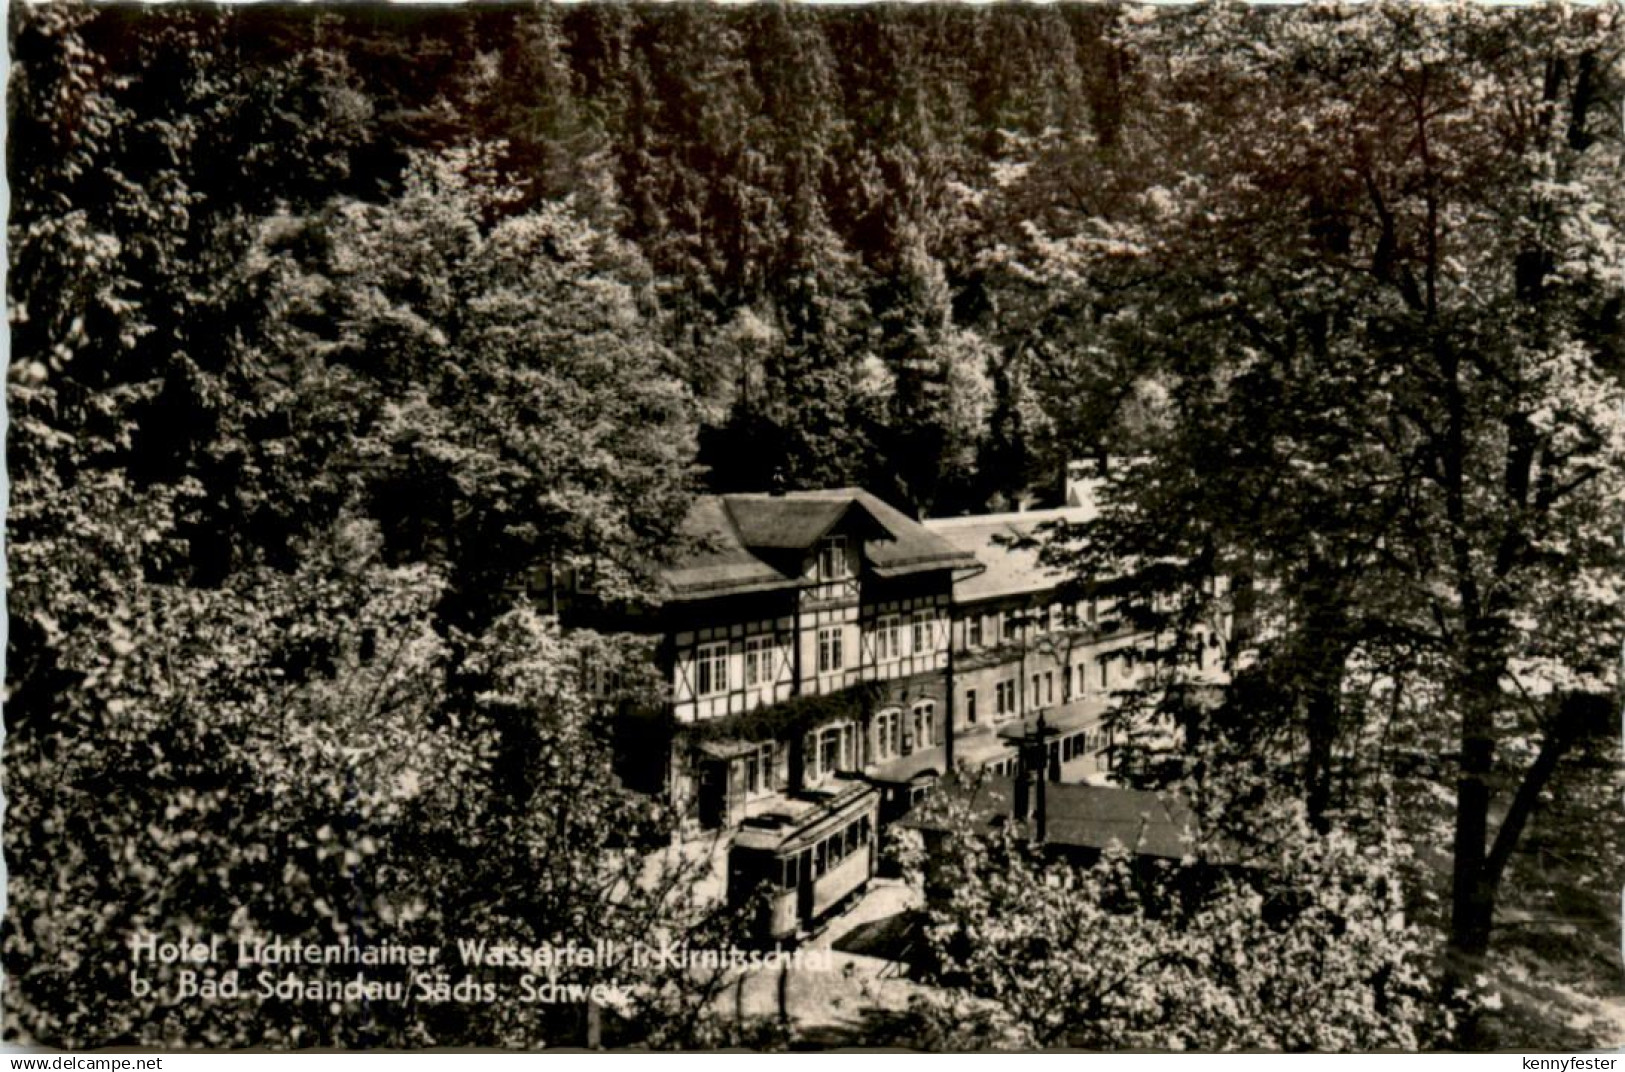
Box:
661, 496, 800, 599
724, 495, 859, 550
902, 774, 1205, 862
662, 488, 976, 602
924, 506, 1095, 605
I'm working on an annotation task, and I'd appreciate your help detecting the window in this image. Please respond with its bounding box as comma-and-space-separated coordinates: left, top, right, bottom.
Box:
996, 679, 1016, 718
744, 636, 773, 688
1031, 674, 1041, 707
695, 642, 728, 697
910, 611, 932, 655
1196, 634, 1206, 670
875, 615, 902, 662
1100, 659, 1110, 688
819, 726, 844, 779
1062, 668, 1071, 702
1002, 614, 1020, 642
966, 616, 983, 649
743, 742, 775, 796
965, 688, 978, 724
818, 627, 844, 674
827, 831, 846, 868
875, 709, 901, 761
912, 701, 935, 750
1045, 671, 1055, 705
804, 726, 849, 785
1077, 664, 1087, 696
818, 536, 849, 581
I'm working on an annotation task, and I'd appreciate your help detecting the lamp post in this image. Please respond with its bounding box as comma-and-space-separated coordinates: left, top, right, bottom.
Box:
1031, 637, 1064, 780
1030, 709, 1049, 844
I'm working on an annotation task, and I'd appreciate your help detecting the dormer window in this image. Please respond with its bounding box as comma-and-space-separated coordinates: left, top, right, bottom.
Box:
817, 535, 849, 581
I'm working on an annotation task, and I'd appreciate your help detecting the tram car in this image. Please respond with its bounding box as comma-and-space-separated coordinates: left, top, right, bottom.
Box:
727, 778, 881, 942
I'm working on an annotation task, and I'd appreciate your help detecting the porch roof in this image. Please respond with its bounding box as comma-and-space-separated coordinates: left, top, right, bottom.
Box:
865, 727, 1017, 786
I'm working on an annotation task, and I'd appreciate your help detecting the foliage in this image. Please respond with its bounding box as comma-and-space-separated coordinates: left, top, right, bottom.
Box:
9, 0, 1623, 1051
891, 784, 1447, 1050
237, 145, 699, 624
683, 683, 886, 747
5, 511, 767, 1047
5, 9, 715, 1047
1020, 0, 1625, 975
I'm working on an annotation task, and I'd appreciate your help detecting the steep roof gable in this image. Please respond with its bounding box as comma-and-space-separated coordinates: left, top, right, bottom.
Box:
661, 496, 799, 600
723, 494, 868, 550
661, 488, 976, 601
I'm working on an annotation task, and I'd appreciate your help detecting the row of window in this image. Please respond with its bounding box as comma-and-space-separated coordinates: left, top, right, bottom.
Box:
694, 634, 788, 697
961, 591, 1229, 653
700, 631, 1216, 706
1061, 728, 1109, 762
780, 812, 874, 889
690, 619, 945, 698
694, 621, 1215, 704
871, 611, 939, 663
961, 599, 1106, 651
970, 648, 1161, 723
802, 702, 938, 784
961, 728, 1108, 784
731, 715, 1107, 806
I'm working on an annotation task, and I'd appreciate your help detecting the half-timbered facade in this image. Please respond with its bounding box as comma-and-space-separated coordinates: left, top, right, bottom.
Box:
647, 487, 1233, 833
659, 490, 974, 829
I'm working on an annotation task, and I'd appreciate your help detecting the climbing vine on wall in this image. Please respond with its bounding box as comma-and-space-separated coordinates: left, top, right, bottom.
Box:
682, 683, 887, 746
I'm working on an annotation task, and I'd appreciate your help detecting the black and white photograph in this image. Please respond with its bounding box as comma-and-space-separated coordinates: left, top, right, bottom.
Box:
5, 0, 1624, 1054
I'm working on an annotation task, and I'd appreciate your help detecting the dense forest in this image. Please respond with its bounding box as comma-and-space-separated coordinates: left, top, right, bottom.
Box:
7, 1, 1623, 1051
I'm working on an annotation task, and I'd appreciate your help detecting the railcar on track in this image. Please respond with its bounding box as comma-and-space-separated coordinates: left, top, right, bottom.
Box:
727, 779, 881, 942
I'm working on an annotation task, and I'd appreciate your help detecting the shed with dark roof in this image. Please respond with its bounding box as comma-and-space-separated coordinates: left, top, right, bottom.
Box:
901, 773, 1224, 865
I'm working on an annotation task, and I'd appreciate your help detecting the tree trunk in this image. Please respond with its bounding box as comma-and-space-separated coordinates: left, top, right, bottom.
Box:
1448, 646, 1502, 961
1448, 736, 1496, 959
1304, 676, 1341, 835
1451, 688, 1592, 961
1298, 577, 1353, 834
